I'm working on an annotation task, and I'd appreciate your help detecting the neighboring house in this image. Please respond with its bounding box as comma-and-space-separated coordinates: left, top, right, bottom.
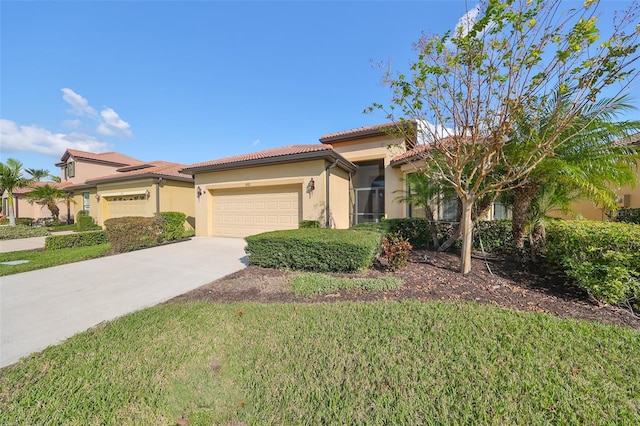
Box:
563, 133, 640, 220
182, 121, 510, 239
1, 181, 74, 223
63, 157, 195, 228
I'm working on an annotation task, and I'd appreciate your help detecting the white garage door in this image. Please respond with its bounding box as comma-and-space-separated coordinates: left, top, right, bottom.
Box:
105, 195, 147, 219
212, 185, 301, 237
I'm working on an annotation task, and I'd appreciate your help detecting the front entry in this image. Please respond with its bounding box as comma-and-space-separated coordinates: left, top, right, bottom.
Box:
353, 159, 385, 224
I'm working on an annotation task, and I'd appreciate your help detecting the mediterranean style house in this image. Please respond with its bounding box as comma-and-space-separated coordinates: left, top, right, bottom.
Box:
56, 150, 195, 228
181, 121, 509, 238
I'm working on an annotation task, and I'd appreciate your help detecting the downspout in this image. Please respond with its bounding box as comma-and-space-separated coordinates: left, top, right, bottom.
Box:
325, 159, 339, 228
156, 177, 163, 213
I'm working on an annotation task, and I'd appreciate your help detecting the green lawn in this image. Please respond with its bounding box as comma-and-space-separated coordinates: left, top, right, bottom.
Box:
1, 301, 638, 425
0, 244, 111, 276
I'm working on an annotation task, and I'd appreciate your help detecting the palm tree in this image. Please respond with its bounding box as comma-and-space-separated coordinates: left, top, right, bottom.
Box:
25, 168, 51, 181
509, 94, 640, 248
24, 184, 74, 220
0, 158, 35, 226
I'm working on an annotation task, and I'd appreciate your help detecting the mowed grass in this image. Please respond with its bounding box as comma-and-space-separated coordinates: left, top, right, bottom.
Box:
0, 244, 111, 276
290, 272, 402, 296
1, 301, 639, 425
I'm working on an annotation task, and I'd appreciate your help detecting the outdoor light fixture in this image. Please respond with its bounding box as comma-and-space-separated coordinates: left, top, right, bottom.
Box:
196, 186, 203, 199
145, 189, 151, 199
307, 178, 315, 192
95, 194, 100, 202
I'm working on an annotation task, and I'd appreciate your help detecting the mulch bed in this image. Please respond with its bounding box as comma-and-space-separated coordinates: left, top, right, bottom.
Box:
172, 249, 640, 330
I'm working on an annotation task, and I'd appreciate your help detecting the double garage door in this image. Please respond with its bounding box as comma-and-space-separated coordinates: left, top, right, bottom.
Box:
105, 195, 147, 219
212, 185, 301, 238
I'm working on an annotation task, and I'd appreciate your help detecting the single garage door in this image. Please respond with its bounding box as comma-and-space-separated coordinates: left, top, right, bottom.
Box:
212, 185, 301, 237
105, 194, 147, 219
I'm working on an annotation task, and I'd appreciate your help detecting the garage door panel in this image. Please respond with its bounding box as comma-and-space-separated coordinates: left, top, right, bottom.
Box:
212, 185, 301, 237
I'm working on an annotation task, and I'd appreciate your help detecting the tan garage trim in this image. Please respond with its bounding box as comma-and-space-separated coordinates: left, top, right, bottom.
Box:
212, 185, 301, 238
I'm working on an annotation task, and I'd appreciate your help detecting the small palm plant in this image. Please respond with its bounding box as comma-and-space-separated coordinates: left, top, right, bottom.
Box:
0, 158, 35, 226
24, 184, 75, 221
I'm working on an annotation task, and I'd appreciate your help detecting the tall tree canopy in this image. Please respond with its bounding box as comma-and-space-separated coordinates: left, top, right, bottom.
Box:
372, 0, 640, 273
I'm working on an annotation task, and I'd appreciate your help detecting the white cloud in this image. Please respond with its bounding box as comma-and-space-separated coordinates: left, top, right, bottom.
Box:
96, 107, 132, 137
62, 119, 82, 129
0, 119, 111, 158
61, 88, 97, 117
61, 88, 132, 138
252, 138, 260, 147
455, 4, 480, 38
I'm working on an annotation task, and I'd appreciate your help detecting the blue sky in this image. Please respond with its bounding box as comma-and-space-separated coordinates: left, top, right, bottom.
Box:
1, 1, 638, 175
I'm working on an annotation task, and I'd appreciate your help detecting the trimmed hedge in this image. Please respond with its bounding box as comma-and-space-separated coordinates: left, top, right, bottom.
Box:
76, 215, 100, 232
156, 212, 187, 241
545, 220, 640, 307
45, 231, 108, 250
104, 216, 162, 253
614, 208, 640, 224
299, 220, 320, 229
245, 228, 381, 272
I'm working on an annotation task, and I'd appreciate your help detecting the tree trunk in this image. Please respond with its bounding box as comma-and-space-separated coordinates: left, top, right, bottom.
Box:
424, 207, 440, 250
512, 183, 540, 249
8, 192, 16, 226
459, 199, 474, 274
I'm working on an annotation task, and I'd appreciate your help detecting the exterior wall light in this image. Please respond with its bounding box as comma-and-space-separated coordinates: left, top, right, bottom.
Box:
307, 178, 315, 193
95, 194, 100, 202
196, 186, 203, 199
145, 189, 151, 199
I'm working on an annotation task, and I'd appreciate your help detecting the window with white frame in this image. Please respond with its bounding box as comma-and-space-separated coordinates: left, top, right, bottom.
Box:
82, 192, 90, 213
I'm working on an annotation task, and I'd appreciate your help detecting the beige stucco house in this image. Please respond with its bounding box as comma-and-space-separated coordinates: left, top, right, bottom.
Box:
2, 181, 74, 223
561, 133, 640, 220
57, 150, 195, 228
182, 121, 504, 238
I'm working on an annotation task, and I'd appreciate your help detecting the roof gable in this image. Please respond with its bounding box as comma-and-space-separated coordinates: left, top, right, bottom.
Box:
56, 149, 144, 167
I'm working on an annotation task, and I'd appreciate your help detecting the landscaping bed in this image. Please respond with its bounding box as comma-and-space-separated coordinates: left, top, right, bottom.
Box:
172, 249, 640, 330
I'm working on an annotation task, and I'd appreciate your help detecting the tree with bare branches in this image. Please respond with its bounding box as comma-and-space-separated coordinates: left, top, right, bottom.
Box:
371, 0, 640, 273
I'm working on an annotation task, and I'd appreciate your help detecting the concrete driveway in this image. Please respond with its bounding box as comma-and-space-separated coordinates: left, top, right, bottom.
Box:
0, 237, 247, 368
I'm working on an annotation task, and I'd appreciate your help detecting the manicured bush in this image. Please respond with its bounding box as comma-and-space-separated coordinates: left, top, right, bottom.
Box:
350, 221, 391, 234
76, 215, 100, 232
614, 208, 640, 224
472, 220, 515, 253
381, 232, 413, 271
545, 220, 640, 307
0, 217, 8, 225
245, 228, 381, 272
384, 218, 433, 249
299, 220, 320, 229
155, 212, 187, 242
45, 231, 108, 250
104, 216, 162, 253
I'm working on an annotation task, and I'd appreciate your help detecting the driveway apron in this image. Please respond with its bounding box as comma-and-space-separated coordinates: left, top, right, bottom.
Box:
0, 237, 246, 368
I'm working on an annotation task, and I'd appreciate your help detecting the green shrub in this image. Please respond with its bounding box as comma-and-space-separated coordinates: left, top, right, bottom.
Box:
350, 221, 391, 234
384, 218, 433, 249
614, 208, 640, 224
0, 225, 50, 240
0, 217, 8, 225
104, 216, 162, 253
299, 220, 320, 229
155, 212, 187, 242
381, 232, 413, 271
45, 231, 108, 250
16, 217, 35, 227
245, 229, 381, 272
545, 220, 640, 307
473, 220, 515, 253
290, 273, 402, 296
76, 215, 100, 231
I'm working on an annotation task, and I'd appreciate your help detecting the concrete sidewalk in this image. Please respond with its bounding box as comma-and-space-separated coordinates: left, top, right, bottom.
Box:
0, 237, 247, 368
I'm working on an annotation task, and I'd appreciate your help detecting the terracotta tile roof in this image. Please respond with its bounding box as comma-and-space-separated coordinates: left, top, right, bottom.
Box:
319, 120, 417, 144
182, 144, 341, 171
56, 149, 144, 167
84, 161, 193, 184
391, 144, 433, 165
12, 181, 73, 195
614, 132, 640, 147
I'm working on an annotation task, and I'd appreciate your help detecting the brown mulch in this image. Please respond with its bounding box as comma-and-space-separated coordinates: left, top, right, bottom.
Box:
171, 249, 640, 330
